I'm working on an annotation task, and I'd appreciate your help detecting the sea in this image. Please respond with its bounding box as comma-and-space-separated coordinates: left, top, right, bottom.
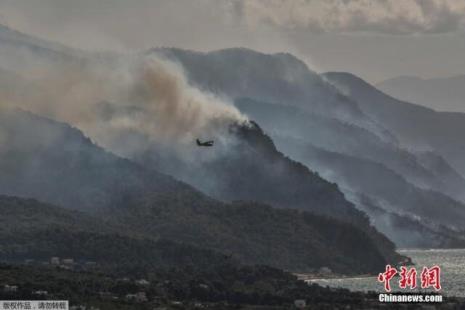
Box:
307, 249, 465, 297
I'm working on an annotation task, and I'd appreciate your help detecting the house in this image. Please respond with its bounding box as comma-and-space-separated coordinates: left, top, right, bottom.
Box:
62, 258, 75, 265
50, 257, 60, 265
135, 279, 150, 286
171, 301, 183, 306
135, 292, 148, 303
125, 292, 147, 303
98, 291, 116, 300
294, 299, 306, 309
3, 285, 18, 292
125, 294, 137, 301
33, 290, 48, 296
24, 259, 35, 265
318, 267, 332, 275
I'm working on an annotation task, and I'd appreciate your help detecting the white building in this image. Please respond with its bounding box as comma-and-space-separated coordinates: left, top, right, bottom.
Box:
135, 279, 150, 286
294, 299, 306, 309
3, 285, 18, 292
33, 290, 48, 296
126, 292, 148, 303
50, 257, 60, 265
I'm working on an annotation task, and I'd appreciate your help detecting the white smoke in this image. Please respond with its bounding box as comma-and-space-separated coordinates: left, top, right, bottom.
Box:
1, 51, 248, 159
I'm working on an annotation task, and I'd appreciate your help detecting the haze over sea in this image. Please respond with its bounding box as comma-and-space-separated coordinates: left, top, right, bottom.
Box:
308, 249, 465, 297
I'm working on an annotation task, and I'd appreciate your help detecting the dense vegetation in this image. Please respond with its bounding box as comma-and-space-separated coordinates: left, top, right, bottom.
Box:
142, 121, 402, 265
0, 196, 233, 270
0, 262, 459, 309
1, 22, 464, 309
0, 263, 386, 309
0, 109, 403, 274
0, 193, 389, 274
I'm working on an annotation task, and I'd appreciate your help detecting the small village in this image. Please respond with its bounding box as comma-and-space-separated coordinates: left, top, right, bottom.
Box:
1, 258, 182, 309
0, 257, 319, 309
2, 257, 465, 309
2, 258, 306, 309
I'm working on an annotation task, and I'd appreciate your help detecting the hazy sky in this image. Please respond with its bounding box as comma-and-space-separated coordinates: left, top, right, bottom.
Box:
1, 0, 465, 82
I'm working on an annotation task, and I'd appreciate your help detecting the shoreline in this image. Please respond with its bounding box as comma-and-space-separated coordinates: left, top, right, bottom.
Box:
295, 273, 376, 282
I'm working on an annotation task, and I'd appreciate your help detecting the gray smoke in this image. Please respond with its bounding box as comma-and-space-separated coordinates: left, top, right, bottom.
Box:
0, 51, 248, 159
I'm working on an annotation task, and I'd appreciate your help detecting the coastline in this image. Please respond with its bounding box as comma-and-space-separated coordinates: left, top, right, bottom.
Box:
295, 273, 376, 282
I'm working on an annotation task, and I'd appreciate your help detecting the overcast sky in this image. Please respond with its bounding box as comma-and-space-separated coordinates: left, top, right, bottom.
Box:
1, 0, 465, 83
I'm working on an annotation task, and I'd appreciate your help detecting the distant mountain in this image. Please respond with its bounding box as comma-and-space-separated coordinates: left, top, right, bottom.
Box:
0, 26, 395, 223
235, 98, 465, 201
143, 48, 465, 249
0, 29, 368, 226
154, 48, 357, 116
152, 48, 465, 199
153, 47, 392, 141
0, 108, 401, 274
323, 72, 465, 177
377, 75, 465, 113
234, 98, 465, 247
0, 25, 421, 264
274, 137, 465, 247
0, 24, 81, 75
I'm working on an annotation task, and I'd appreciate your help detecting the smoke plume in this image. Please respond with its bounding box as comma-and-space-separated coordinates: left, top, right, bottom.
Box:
1, 52, 248, 159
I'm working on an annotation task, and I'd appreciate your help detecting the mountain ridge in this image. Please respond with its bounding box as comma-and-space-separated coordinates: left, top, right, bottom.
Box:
323, 71, 465, 177
377, 74, 465, 113
0, 108, 401, 274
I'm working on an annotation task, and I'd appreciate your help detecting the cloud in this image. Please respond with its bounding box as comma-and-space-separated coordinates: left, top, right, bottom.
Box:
2, 0, 465, 83
237, 0, 465, 35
